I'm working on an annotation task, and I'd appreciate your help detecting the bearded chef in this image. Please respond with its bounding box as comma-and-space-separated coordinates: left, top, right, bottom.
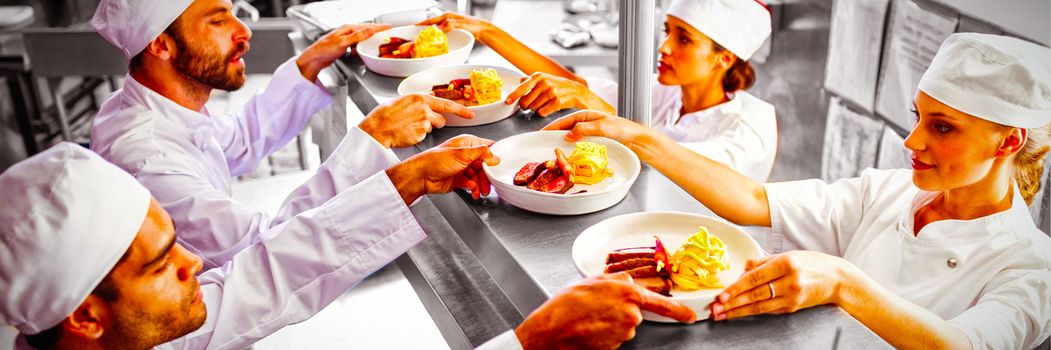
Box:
89, 0, 468, 268
0, 143, 696, 349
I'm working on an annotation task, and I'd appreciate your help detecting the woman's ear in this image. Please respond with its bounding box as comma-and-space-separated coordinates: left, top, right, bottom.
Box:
716, 50, 736, 71
997, 127, 1027, 157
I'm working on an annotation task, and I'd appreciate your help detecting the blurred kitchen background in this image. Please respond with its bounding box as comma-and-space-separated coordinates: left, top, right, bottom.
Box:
0, 0, 1047, 348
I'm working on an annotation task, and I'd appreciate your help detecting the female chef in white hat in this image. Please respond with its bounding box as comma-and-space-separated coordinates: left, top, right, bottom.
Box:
420, 0, 779, 181
544, 32, 1051, 349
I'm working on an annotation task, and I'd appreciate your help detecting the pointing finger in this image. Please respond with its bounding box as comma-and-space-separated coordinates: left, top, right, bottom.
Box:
506, 74, 541, 105
426, 110, 447, 129
422, 94, 474, 119
518, 83, 549, 110
636, 287, 696, 324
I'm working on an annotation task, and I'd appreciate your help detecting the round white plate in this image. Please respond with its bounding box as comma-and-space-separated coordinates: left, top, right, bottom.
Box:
398, 64, 526, 127
483, 131, 640, 215
358, 26, 474, 77
572, 211, 765, 322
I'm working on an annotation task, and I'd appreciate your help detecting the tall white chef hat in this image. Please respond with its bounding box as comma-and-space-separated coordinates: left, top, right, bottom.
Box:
918, 33, 1051, 129
0, 143, 150, 335
666, 0, 771, 61
91, 0, 194, 58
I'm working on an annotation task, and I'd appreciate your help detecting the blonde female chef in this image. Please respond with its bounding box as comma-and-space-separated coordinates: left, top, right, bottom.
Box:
544, 33, 1051, 349
420, 0, 779, 181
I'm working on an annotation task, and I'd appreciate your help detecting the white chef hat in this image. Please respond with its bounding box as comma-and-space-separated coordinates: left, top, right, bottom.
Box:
0, 143, 150, 335
918, 33, 1051, 129
666, 0, 771, 61
91, 0, 194, 58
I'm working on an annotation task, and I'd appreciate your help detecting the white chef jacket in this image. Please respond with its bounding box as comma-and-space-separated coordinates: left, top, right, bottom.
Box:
765, 168, 1051, 349
91, 58, 401, 269
586, 77, 778, 182
13, 168, 427, 350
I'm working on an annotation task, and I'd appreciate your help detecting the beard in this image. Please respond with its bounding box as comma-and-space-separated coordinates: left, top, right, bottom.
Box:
100, 281, 206, 350
169, 30, 248, 92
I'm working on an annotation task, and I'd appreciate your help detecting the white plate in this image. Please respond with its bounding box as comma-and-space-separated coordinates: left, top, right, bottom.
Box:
398, 64, 526, 127
483, 131, 640, 215
572, 211, 765, 322
358, 25, 474, 77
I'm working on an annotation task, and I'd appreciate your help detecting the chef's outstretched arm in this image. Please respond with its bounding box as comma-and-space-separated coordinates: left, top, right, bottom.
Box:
543, 110, 772, 226
710, 251, 974, 349
417, 13, 614, 116
168, 135, 499, 349
418, 12, 580, 83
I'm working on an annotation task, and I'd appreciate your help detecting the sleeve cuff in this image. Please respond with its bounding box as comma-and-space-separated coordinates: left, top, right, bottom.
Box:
762, 182, 789, 254
946, 318, 982, 350
475, 330, 523, 350
321, 171, 426, 260
330, 127, 400, 182
272, 58, 333, 108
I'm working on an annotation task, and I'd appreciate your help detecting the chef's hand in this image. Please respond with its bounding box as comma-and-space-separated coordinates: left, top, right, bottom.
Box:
416, 12, 492, 39
385, 135, 499, 205
515, 272, 696, 350
709, 251, 860, 321
543, 110, 657, 147
506, 72, 615, 117
360, 93, 473, 148
296, 23, 392, 81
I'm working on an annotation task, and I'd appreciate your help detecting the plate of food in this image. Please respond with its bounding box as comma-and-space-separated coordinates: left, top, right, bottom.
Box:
482, 131, 640, 215
398, 64, 526, 127
572, 211, 765, 322
358, 25, 474, 77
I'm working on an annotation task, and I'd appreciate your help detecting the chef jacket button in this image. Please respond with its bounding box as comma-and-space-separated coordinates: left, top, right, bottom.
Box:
947, 258, 958, 268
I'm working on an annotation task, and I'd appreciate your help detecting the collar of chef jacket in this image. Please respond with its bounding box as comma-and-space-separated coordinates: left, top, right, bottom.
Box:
898, 182, 1034, 242
120, 75, 218, 149
659, 91, 745, 135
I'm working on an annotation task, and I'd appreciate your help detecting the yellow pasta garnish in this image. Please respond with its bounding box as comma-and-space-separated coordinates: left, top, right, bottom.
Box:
469, 68, 503, 105
412, 25, 449, 58
568, 142, 613, 185
670, 226, 729, 290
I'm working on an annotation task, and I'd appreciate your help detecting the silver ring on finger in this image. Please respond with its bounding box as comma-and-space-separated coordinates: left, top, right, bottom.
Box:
768, 283, 776, 300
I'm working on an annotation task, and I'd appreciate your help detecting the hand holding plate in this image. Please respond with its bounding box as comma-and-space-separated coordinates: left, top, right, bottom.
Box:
514, 272, 695, 350
417, 11, 492, 39
385, 135, 499, 205
543, 110, 657, 148
506, 72, 604, 117
297, 23, 392, 81
710, 251, 857, 321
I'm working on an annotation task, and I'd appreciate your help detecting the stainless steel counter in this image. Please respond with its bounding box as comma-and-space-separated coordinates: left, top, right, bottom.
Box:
323, 48, 890, 348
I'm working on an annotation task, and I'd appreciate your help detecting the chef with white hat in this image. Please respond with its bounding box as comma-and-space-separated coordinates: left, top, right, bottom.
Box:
422, 0, 778, 181
0, 143, 695, 350
88, 0, 474, 270
546, 32, 1051, 348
